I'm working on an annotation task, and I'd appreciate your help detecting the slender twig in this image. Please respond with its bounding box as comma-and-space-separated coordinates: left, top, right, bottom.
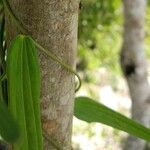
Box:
2, 0, 27, 34
34, 41, 81, 92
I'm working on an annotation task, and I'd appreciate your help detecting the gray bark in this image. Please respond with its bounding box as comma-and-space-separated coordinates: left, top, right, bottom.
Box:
5, 0, 79, 149
121, 0, 150, 150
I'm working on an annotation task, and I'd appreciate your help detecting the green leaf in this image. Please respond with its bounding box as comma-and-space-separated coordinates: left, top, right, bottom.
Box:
7, 35, 29, 149
0, 100, 20, 143
7, 35, 43, 149
74, 96, 150, 141
25, 36, 43, 150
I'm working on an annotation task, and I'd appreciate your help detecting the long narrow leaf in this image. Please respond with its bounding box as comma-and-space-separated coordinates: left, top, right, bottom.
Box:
25, 36, 43, 150
7, 35, 28, 149
7, 35, 43, 149
74, 96, 150, 141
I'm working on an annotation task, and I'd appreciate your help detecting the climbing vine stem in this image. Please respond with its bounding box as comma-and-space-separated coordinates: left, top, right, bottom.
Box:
34, 41, 81, 92
2, 0, 81, 92
2, 0, 27, 34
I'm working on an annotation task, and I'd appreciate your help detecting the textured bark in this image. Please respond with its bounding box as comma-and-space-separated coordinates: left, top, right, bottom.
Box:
5, 0, 79, 149
121, 0, 150, 150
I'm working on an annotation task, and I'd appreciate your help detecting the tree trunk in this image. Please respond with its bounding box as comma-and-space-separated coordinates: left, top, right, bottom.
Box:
5, 0, 79, 149
121, 0, 150, 149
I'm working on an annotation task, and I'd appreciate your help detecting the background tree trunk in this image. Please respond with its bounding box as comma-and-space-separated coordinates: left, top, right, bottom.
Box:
5, 0, 80, 149
121, 0, 150, 149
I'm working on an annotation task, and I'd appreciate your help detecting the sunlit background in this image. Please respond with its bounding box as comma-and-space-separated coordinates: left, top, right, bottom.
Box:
73, 0, 150, 149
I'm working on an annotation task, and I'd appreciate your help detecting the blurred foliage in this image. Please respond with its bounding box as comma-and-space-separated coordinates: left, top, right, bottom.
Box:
77, 0, 150, 85
79, 0, 121, 38
77, 0, 122, 80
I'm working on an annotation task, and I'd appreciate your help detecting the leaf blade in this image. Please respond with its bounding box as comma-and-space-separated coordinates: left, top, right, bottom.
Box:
0, 100, 20, 143
22, 39, 38, 150
6, 35, 43, 149
25, 36, 43, 150
74, 96, 150, 141
7, 35, 28, 149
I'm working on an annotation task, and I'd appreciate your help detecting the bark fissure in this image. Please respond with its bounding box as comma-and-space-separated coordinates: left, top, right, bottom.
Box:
122, 62, 136, 76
